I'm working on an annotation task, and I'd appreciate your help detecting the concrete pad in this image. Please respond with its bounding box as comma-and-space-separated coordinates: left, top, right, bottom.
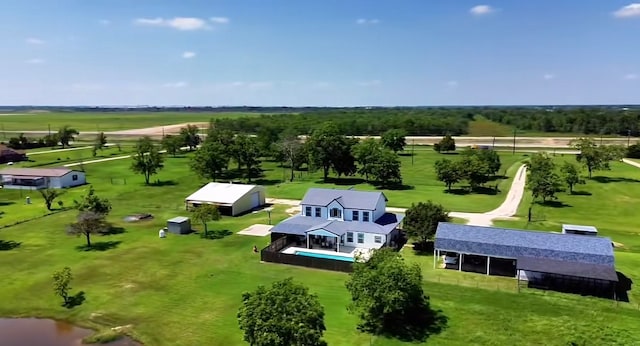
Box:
238, 224, 273, 237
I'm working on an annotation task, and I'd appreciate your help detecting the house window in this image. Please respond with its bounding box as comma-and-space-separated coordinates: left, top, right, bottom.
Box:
305, 206, 312, 216
357, 233, 365, 244
72, 174, 78, 181
374, 236, 382, 243
347, 232, 353, 243
315, 207, 321, 217
362, 211, 370, 222
330, 208, 342, 218
352, 211, 359, 221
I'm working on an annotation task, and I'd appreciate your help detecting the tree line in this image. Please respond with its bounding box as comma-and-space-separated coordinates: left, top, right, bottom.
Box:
434, 148, 502, 193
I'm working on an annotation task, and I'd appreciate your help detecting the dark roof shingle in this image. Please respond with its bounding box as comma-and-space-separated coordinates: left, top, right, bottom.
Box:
300, 188, 385, 210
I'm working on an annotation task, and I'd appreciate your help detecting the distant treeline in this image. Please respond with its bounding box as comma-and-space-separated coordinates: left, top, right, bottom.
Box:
213, 109, 471, 136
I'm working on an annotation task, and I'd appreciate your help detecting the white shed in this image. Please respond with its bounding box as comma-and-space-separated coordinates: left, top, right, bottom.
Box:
562, 224, 598, 236
167, 216, 191, 234
185, 182, 266, 216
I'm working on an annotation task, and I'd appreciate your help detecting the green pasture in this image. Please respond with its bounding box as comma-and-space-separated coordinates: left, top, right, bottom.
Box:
0, 154, 639, 345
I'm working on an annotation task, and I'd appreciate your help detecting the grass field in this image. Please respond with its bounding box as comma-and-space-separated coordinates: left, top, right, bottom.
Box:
1, 153, 640, 345
0, 112, 257, 132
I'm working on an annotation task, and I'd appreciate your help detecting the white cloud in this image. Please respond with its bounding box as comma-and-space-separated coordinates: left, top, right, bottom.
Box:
613, 3, 640, 18
25, 58, 45, 64
357, 80, 382, 87
446, 80, 458, 88
162, 81, 188, 88
182, 51, 196, 59
470, 5, 495, 16
26, 37, 44, 45
247, 81, 274, 89
99, 19, 111, 25
624, 73, 638, 80
134, 17, 210, 31
210, 17, 230, 24
543, 73, 555, 80
356, 18, 380, 25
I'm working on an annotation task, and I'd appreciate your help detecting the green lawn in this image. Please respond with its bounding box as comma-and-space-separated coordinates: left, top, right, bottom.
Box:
0, 112, 257, 132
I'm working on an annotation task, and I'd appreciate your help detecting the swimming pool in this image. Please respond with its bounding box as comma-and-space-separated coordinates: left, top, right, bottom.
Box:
295, 251, 355, 262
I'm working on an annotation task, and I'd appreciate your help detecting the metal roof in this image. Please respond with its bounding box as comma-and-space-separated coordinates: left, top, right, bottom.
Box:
562, 224, 598, 234
168, 216, 190, 223
271, 213, 403, 237
185, 182, 262, 204
0, 167, 74, 177
435, 222, 615, 266
300, 188, 386, 210
517, 257, 618, 282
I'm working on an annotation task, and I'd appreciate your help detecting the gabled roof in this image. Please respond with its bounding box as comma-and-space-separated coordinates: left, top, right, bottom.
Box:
300, 188, 386, 210
185, 182, 261, 204
0, 167, 74, 177
271, 213, 403, 237
0, 145, 25, 156
435, 222, 615, 266
517, 256, 618, 282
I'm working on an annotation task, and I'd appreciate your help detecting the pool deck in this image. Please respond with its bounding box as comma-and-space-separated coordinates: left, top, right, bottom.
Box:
281, 246, 377, 261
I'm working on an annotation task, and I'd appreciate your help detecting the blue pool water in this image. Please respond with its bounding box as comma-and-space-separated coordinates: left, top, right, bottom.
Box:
295, 251, 355, 262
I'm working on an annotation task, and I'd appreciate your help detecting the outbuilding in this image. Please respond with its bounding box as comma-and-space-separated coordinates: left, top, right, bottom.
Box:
562, 224, 598, 236
167, 216, 191, 234
0, 167, 86, 189
185, 182, 266, 216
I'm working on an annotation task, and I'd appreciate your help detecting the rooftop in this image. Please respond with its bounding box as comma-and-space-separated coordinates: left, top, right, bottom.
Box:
168, 216, 190, 223
562, 224, 598, 234
185, 182, 260, 204
301, 188, 386, 210
271, 213, 403, 236
0, 167, 74, 177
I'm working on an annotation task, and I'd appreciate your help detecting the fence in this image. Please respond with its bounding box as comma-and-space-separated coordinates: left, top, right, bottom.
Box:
260, 235, 354, 273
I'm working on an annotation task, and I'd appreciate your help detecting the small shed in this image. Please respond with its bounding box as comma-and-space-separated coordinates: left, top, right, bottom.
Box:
167, 216, 191, 234
562, 224, 598, 236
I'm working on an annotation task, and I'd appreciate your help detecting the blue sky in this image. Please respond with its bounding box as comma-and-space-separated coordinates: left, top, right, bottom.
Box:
1, 0, 640, 106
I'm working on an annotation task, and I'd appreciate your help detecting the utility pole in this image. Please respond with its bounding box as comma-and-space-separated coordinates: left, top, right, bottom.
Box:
628, 129, 631, 148
48, 124, 51, 136
492, 136, 496, 149
512, 128, 517, 154
1, 123, 4, 139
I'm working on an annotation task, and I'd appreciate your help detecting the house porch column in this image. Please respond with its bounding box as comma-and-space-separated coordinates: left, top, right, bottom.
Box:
459, 253, 463, 271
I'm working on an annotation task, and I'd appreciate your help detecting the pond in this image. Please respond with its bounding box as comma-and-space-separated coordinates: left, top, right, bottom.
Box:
0, 318, 140, 346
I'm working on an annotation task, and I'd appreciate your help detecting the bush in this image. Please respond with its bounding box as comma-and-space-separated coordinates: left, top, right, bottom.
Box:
627, 144, 640, 159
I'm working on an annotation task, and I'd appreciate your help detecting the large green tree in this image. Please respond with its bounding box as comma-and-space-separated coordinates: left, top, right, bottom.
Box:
352, 138, 383, 182
190, 140, 228, 182
57, 125, 79, 148
191, 204, 221, 236
345, 248, 443, 341
94, 132, 107, 152
237, 136, 262, 182
238, 278, 327, 346
179, 124, 202, 151
73, 186, 112, 215
561, 161, 585, 194
307, 122, 344, 181
403, 201, 450, 246
130, 136, 164, 185
572, 138, 624, 178
526, 153, 562, 202
434, 158, 461, 191
331, 137, 358, 178
161, 135, 183, 157
370, 149, 402, 186
434, 135, 456, 153
380, 129, 407, 153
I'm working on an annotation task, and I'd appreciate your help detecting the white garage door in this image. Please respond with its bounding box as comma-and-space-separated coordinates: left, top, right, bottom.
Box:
250, 192, 261, 208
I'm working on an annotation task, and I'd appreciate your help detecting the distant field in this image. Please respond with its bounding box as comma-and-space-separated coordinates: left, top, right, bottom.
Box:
0, 112, 258, 132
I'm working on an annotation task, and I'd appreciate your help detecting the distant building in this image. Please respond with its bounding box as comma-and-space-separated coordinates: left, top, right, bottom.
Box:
185, 182, 266, 216
0, 145, 27, 164
0, 167, 86, 189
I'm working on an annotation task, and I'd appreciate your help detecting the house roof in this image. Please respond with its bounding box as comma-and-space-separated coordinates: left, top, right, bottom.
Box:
185, 182, 261, 204
0, 145, 25, 156
168, 216, 190, 223
0, 167, 74, 177
300, 188, 386, 210
435, 222, 615, 266
271, 213, 403, 237
562, 224, 598, 234
517, 256, 618, 282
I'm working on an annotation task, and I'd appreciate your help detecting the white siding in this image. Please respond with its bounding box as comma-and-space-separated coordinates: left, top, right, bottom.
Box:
326, 200, 344, 221
231, 185, 266, 216
342, 231, 385, 249
372, 194, 387, 221
50, 171, 86, 188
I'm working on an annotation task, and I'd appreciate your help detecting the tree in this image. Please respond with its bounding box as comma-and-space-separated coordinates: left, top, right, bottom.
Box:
345, 248, 442, 341
94, 132, 107, 151
352, 138, 383, 182
434, 135, 456, 153
572, 138, 623, 178
237, 136, 262, 182
307, 122, 343, 181
179, 124, 202, 151
74, 186, 112, 215
238, 278, 327, 346
43, 133, 59, 147
381, 129, 406, 153
459, 155, 491, 190
477, 149, 501, 175
526, 153, 562, 202
279, 134, 306, 182
256, 125, 281, 156
190, 204, 221, 236
190, 140, 228, 182
39, 188, 64, 211
627, 143, 640, 159
370, 149, 402, 186
52, 267, 72, 306
561, 162, 585, 194
67, 211, 111, 248
434, 158, 461, 191
161, 135, 182, 157
403, 201, 450, 246
130, 136, 164, 185
58, 125, 79, 148
331, 137, 358, 178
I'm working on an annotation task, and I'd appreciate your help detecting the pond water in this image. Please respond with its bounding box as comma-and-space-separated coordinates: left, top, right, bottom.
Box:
0, 318, 140, 346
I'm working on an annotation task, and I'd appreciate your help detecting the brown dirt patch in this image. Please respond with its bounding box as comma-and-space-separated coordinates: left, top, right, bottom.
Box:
109, 122, 209, 136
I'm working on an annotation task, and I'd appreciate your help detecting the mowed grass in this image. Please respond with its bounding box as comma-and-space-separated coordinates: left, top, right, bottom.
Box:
466, 117, 514, 137
0, 155, 639, 345
494, 157, 640, 303
0, 112, 258, 132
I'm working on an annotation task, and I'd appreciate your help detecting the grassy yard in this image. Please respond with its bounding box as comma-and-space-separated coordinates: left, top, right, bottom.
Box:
1, 154, 640, 345
0, 112, 257, 132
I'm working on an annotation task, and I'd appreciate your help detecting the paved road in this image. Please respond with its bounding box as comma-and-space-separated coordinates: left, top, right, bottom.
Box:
266, 164, 528, 227
622, 158, 640, 169
27, 146, 94, 156
62, 146, 192, 167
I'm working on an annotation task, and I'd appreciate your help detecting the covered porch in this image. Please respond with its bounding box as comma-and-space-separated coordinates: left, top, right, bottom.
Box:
305, 228, 343, 252
1, 175, 47, 189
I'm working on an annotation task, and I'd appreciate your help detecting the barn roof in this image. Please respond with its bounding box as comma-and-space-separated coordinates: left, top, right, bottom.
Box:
300, 188, 386, 210
185, 182, 262, 204
434, 222, 615, 266
517, 257, 618, 282
0, 167, 74, 177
